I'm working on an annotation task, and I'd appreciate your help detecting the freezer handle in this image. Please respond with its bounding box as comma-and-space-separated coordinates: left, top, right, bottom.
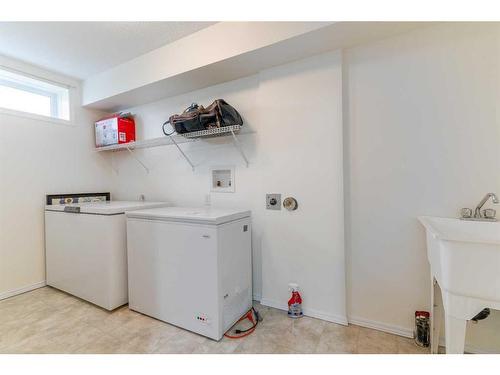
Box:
64, 206, 81, 213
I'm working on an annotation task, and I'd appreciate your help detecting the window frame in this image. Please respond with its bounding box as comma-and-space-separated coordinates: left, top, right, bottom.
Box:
0, 65, 74, 125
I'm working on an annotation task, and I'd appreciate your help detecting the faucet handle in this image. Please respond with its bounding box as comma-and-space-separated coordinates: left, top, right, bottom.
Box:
460, 208, 473, 218
483, 208, 496, 219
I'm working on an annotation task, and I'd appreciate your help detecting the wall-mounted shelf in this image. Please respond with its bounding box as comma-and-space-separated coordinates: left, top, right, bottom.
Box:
96, 125, 253, 172
95, 133, 194, 152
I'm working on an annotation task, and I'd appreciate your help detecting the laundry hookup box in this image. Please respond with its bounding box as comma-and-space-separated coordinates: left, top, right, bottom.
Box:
95, 113, 136, 147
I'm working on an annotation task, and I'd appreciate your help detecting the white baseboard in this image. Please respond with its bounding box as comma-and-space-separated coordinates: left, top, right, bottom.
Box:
349, 316, 496, 354
260, 297, 348, 326
348, 315, 414, 338
0, 281, 46, 301
253, 293, 262, 302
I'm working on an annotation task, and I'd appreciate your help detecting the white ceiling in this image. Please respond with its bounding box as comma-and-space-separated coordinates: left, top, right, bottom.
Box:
0, 22, 216, 79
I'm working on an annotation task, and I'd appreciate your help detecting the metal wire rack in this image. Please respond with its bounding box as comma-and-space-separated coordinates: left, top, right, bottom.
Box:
96, 125, 252, 172
169, 125, 248, 170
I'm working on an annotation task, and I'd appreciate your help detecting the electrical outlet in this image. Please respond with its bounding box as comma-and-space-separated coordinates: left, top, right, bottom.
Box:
266, 194, 281, 210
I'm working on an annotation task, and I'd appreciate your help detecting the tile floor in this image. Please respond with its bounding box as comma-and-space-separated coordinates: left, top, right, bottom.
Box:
0, 287, 429, 354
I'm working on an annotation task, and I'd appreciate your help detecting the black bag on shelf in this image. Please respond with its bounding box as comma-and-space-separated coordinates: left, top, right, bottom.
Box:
162, 99, 243, 136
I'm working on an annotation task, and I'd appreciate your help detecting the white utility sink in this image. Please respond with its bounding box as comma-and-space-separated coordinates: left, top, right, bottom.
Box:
418, 216, 500, 354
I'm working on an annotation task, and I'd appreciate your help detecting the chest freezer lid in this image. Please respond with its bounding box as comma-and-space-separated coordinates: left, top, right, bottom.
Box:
45, 201, 171, 215
126, 207, 251, 225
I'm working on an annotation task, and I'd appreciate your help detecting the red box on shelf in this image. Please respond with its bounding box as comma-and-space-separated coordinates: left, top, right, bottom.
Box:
95, 114, 136, 147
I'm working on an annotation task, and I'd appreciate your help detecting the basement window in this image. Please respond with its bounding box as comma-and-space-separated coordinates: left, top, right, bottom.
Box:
0, 67, 70, 121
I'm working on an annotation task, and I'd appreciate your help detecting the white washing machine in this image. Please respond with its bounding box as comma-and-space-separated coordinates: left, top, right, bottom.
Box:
126, 207, 252, 341
45, 200, 170, 310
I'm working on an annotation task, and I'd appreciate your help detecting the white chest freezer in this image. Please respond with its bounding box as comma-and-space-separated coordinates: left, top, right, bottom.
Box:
126, 207, 252, 341
45, 200, 170, 310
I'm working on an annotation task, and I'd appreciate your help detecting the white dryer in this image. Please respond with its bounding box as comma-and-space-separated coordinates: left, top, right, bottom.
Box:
45, 200, 170, 310
126, 207, 252, 341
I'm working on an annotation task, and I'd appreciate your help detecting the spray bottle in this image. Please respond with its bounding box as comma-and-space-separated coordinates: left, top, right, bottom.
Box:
287, 283, 303, 318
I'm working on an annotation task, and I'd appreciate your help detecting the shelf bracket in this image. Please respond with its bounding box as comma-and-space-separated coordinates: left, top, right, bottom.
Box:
169, 135, 195, 171
230, 129, 249, 167
125, 146, 150, 173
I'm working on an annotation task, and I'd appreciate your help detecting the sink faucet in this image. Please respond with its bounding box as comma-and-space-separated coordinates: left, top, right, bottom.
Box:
474, 193, 499, 218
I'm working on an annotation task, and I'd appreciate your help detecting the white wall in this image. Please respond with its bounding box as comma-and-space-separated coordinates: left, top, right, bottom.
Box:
109, 51, 347, 324
0, 58, 112, 298
344, 23, 500, 351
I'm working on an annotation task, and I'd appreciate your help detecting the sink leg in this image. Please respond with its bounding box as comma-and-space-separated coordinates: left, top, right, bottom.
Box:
430, 278, 442, 354
444, 315, 467, 354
